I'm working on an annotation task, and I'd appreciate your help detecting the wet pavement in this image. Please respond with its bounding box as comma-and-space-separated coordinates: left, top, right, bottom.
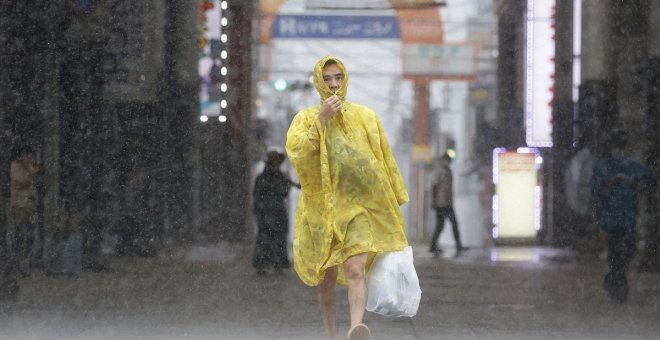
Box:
1, 242, 659, 339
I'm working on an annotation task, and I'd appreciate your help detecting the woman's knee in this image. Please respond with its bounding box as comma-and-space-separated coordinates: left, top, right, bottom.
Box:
319, 267, 338, 288
343, 257, 366, 281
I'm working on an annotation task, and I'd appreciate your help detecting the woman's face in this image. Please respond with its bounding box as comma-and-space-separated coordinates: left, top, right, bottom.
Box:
322, 64, 344, 94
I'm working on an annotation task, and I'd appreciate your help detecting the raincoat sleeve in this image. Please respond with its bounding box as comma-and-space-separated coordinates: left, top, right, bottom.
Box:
366, 110, 409, 205
285, 109, 324, 193
379, 118, 409, 205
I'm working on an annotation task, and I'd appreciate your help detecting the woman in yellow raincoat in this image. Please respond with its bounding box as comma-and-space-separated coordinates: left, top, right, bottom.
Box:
286, 56, 410, 340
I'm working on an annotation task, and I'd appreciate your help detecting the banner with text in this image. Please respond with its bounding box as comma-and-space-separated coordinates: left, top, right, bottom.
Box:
272, 15, 400, 39
402, 43, 476, 81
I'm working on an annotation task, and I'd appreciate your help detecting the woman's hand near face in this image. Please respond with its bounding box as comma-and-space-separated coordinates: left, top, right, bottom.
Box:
319, 95, 341, 127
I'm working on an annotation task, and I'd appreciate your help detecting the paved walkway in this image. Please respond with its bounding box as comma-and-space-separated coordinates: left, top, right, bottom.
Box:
1, 243, 659, 339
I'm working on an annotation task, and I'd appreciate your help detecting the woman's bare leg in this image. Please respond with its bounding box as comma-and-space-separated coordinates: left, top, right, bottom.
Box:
317, 266, 339, 340
343, 253, 368, 329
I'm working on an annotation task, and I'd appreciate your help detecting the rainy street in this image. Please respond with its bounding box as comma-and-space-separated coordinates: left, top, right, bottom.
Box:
2, 0, 660, 339
2, 244, 660, 339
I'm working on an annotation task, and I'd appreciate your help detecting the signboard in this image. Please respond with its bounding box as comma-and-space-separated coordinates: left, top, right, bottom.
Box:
492, 148, 542, 239
525, 0, 556, 147
261, 6, 443, 44
304, 0, 442, 10
395, 7, 444, 44
411, 144, 432, 163
68, 0, 100, 13
272, 15, 400, 39
104, 0, 165, 103
305, 0, 390, 9
402, 43, 477, 80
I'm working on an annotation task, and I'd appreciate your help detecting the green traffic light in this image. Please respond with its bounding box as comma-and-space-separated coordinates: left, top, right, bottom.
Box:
274, 79, 288, 92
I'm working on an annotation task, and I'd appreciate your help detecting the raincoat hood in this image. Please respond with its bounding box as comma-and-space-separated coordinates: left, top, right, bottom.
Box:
313, 55, 349, 103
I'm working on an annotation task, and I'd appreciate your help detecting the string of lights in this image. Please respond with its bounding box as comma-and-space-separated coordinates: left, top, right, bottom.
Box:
200, 0, 230, 123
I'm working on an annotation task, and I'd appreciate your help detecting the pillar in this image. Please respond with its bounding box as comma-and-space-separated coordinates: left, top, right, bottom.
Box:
639, 0, 660, 273
549, 0, 575, 246
496, 0, 526, 149
164, 0, 199, 244
578, 0, 617, 154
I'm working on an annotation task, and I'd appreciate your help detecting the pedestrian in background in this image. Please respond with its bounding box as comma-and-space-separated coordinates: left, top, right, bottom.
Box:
286, 56, 410, 340
10, 147, 41, 276
429, 153, 466, 254
252, 148, 299, 276
115, 167, 156, 257
591, 129, 647, 303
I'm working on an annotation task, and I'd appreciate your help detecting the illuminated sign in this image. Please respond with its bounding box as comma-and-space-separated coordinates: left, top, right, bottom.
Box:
525, 0, 556, 147
272, 15, 400, 39
492, 148, 542, 239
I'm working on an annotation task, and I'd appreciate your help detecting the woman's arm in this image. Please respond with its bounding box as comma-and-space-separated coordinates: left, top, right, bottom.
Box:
285, 109, 324, 193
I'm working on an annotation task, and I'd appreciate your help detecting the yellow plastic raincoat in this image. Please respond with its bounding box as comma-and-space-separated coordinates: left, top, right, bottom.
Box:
285, 56, 410, 286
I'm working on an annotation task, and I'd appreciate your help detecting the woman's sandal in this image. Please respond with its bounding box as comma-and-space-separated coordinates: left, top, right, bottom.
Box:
347, 323, 370, 340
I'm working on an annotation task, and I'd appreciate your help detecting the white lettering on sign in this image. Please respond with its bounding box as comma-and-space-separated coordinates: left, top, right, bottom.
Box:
272, 15, 400, 39
402, 43, 476, 79
525, 0, 556, 147
278, 17, 330, 36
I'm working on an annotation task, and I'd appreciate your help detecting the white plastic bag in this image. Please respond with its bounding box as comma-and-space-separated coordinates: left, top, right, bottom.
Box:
366, 246, 421, 317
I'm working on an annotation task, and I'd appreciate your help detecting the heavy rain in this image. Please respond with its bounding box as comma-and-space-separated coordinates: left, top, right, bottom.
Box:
1, 0, 659, 339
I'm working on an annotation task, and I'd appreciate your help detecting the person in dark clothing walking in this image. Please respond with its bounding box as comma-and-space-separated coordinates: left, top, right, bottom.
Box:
252, 149, 299, 275
115, 167, 157, 257
429, 153, 466, 253
591, 129, 647, 303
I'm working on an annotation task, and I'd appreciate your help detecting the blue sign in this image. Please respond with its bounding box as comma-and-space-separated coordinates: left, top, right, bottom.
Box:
68, 0, 99, 13
272, 15, 400, 39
